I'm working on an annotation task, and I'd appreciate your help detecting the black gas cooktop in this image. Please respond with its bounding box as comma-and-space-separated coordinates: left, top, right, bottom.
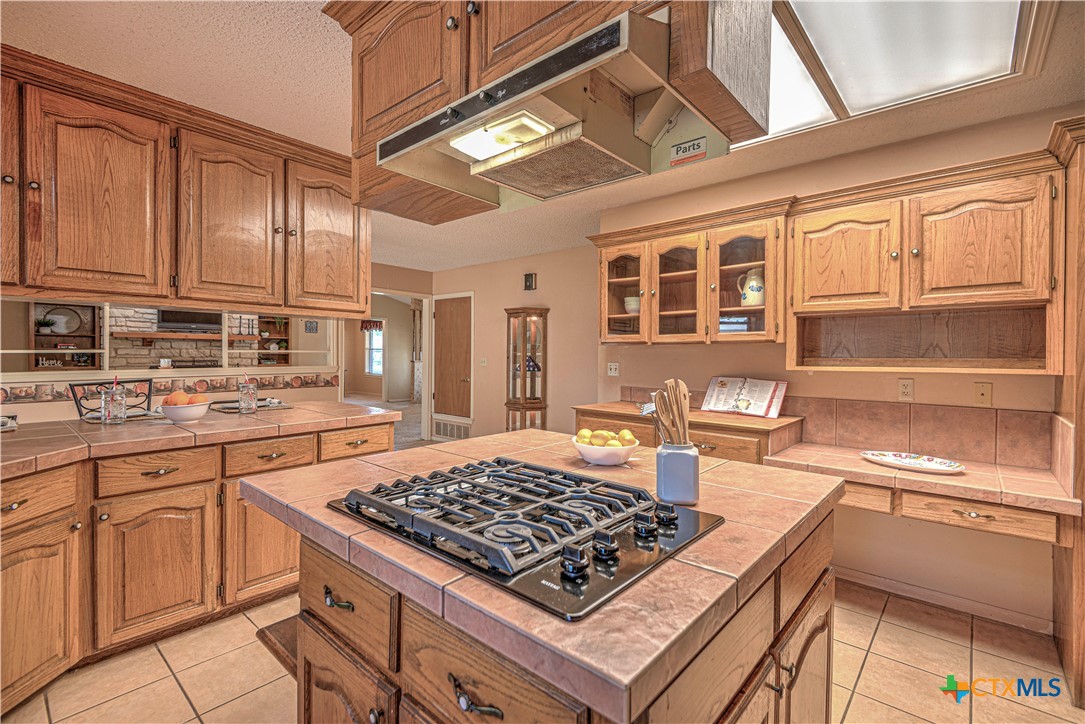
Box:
328, 457, 724, 620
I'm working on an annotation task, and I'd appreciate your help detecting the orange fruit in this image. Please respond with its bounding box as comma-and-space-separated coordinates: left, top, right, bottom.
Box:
164, 391, 190, 406
189, 393, 208, 404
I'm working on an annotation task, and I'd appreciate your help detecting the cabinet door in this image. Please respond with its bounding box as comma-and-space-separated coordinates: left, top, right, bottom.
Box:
1, 513, 83, 713
177, 130, 284, 306
1, 77, 20, 285
721, 657, 779, 724
22, 86, 171, 296
790, 201, 902, 313
600, 243, 649, 343
354, 1, 465, 154
906, 174, 1053, 307
649, 234, 706, 343
286, 162, 368, 313
774, 572, 834, 724
708, 217, 782, 342
94, 483, 218, 648
297, 613, 399, 724
467, 1, 633, 90
223, 480, 299, 606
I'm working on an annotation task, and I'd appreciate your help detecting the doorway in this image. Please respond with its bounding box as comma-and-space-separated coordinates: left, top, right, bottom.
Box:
432, 294, 473, 435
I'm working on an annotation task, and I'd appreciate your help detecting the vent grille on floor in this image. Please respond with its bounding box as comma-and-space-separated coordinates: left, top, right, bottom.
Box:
433, 420, 470, 440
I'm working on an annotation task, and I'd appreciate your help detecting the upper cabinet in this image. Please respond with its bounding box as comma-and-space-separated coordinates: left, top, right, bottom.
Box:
600, 244, 650, 344
22, 86, 172, 297
906, 174, 1053, 307
1, 77, 20, 285
789, 200, 903, 313
708, 217, 783, 342
286, 162, 370, 314
466, 1, 634, 89
650, 234, 706, 343
177, 131, 285, 306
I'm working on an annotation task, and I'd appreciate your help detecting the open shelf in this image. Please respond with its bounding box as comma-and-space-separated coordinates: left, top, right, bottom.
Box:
111, 332, 259, 341
718, 305, 765, 314
658, 269, 698, 281
607, 276, 640, 285
607, 313, 640, 319
719, 260, 766, 273
658, 309, 698, 317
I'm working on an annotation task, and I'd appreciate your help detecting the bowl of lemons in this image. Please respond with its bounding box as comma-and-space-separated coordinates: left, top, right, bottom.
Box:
571, 428, 640, 465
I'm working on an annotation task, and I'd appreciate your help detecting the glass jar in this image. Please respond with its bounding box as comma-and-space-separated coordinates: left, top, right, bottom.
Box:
100, 388, 127, 425
238, 383, 258, 414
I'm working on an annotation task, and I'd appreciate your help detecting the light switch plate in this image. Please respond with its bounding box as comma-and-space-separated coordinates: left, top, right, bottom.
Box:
607, 362, 620, 377
898, 379, 914, 402
479, 358, 488, 367
974, 382, 993, 407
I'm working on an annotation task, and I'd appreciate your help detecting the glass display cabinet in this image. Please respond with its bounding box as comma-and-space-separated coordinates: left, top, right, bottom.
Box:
600, 246, 649, 343
650, 233, 705, 343
505, 307, 548, 431
707, 218, 779, 342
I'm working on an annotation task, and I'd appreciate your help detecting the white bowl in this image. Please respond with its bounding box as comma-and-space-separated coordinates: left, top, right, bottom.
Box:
623, 297, 641, 314
156, 402, 212, 423
571, 436, 640, 465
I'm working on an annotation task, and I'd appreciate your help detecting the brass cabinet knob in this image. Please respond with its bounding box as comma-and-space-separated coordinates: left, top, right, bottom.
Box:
890, 251, 899, 259
71, 522, 82, 531
466, 1, 480, 16
98, 513, 109, 521
27, 181, 40, 190
274, 227, 283, 234
2, 175, 13, 184
709, 283, 717, 290
288, 229, 297, 236
446, 15, 459, 29
911, 248, 920, 256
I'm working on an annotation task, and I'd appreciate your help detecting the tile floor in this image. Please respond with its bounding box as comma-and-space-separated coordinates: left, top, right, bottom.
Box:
5, 583, 1083, 723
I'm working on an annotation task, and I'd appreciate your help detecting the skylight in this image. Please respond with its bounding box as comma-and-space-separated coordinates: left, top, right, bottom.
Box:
767, 16, 835, 136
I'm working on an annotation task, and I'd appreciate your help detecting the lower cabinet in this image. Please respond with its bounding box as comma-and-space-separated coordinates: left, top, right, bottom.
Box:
223, 479, 299, 605
297, 611, 399, 724
721, 656, 778, 724
772, 571, 834, 724
0, 512, 83, 712
93, 483, 218, 648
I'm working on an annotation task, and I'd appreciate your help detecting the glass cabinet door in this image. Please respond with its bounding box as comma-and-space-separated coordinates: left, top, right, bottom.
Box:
507, 312, 522, 402
649, 234, 706, 343
601, 244, 649, 343
707, 218, 779, 342
523, 313, 544, 403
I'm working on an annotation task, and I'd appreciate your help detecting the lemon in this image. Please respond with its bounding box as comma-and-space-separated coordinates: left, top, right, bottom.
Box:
617, 430, 638, 447
576, 428, 593, 440
604, 439, 623, 448
605, 431, 618, 440
589, 430, 611, 447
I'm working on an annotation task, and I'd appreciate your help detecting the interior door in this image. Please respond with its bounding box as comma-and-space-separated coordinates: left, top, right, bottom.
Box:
177, 130, 284, 306
790, 200, 903, 313
433, 296, 472, 418
22, 85, 171, 296
708, 217, 781, 342
1, 77, 20, 285
286, 161, 368, 313
906, 174, 1052, 307
649, 233, 706, 343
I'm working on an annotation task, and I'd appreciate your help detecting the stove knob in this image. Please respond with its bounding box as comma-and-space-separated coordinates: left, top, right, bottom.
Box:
634, 511, 658, 538
655, 503, 679, 526
560, 543, 590, 578
592, 531, 619, 561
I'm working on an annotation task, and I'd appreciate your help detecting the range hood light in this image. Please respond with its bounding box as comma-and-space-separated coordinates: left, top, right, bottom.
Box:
449, 111, 555, 161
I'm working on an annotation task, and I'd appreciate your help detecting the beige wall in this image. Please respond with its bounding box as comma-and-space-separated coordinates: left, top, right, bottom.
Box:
372, 263, 433, 296
432, 246, 599, 436
344, 320, 380, 396
1, 300, 30, 373
343, 295, 414, 400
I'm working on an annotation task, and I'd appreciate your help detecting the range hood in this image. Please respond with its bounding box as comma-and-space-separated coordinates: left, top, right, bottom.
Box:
377, 11, 737, 209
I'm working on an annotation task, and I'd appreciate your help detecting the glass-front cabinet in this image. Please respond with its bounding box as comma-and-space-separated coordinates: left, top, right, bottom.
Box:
600, 246, 649, 343
708, 217, 781, 342
649, 234, 706, 343
505, 307, 548, 431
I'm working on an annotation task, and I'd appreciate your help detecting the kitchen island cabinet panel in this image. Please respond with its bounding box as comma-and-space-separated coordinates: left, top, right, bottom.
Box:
223, 479, 299, 605
23, 86, 171, 297
177, 130, 284, 306
720, 656, 778, 724
93, 482, 219, 648
772, 572, 834, 724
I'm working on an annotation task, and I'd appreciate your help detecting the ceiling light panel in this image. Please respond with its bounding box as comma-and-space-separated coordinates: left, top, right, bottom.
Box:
791, 0, 1020, 114
449, 111, 555, 161
767, 16, 835, 136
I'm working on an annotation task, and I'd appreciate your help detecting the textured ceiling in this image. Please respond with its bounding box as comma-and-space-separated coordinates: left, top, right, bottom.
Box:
2, 1, 1083, 272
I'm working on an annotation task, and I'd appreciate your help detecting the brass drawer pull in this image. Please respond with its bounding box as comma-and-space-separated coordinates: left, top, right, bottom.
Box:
257, 452, 285, 460
141, 466, 179, 477
695, 443, 717, 451
345, 439, 370, 447
323, 585, 355, 612
2, 498, 29, 512
953, 509, 995, 520
448, 673, 503, 718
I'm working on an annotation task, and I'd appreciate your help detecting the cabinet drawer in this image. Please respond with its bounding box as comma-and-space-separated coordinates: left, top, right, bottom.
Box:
779, 512, 834, 629
840, 482, 893, 514
299, 540, 399, 673
401, 600, 588, 723
318, 425, 392, 461
688, 428, 761, 463
224, 435, 314, 477
899, 492, 1058, 544
97, 447, 219, 497
1, 465, 77, 530
575, 414, 656, 447
647, 579, 774, 722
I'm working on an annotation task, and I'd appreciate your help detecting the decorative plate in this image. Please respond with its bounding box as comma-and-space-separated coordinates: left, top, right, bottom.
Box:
860, 451, 966, 475
43, 306, 82, 334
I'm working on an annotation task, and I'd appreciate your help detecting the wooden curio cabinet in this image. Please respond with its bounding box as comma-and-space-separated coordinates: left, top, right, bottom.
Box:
505, 307, 548, 431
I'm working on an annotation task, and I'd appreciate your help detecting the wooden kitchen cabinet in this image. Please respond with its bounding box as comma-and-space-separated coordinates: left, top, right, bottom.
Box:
466, 1, 633, 90
286, 161, 370, 313
297, 612, 399, 724
0, 512, 84, 712
649, 233, 707, 343
22, 85, 172, 296
906, 174, 1054, 307
223, 480, 299, 606
721, 657, 779, 724
790, 200, 903, 313
93, 482, 219, 648
600, 243, 651, 343
1, 76, 20, 285
772, 571, 834, 724
177, 130, 285, 306
708, 217, 783, 342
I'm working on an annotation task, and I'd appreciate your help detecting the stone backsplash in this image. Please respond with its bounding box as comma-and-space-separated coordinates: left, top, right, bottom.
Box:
109, 306, 260, 370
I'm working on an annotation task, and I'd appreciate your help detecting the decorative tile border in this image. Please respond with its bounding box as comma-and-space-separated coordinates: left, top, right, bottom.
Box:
1, 372, 340, 405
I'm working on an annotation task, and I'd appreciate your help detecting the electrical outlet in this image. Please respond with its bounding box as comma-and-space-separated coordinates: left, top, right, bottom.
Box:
479, 358, 488, 367
607, 362, 620, 377
898, 378, 914, 402
974, 382, 993, 407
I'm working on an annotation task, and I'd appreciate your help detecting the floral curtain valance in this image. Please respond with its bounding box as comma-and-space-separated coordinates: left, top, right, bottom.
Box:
360, 320, 384, 332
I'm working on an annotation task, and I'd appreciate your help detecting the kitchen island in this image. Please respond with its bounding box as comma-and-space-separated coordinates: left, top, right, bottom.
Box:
239, 429, 845, 723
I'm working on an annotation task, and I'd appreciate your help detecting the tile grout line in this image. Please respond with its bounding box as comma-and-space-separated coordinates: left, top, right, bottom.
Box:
156, 642, 203, 724
197, 673, 292, 721
840, 593, 889, 722
43, 690, 54, 724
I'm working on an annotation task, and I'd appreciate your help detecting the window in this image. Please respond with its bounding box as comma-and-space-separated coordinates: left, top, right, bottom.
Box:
366, 328, 383, 375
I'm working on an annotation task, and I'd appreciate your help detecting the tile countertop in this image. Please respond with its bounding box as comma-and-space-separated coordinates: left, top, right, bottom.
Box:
0, 402, 402, 480
765, 442, 1082, 516
238, 429, 845, 722
573, 401, 803, 431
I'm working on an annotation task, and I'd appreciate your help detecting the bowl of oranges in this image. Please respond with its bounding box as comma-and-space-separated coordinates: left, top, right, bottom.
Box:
571, 428, 639, 466
156, 391, 211, 423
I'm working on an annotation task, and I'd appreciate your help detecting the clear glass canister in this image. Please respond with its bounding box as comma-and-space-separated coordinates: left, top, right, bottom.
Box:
100, 388, 127, 425
238, 383, 258, 414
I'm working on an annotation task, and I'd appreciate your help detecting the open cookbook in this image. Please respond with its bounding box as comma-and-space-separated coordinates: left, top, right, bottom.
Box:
701, 377, 788, 418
